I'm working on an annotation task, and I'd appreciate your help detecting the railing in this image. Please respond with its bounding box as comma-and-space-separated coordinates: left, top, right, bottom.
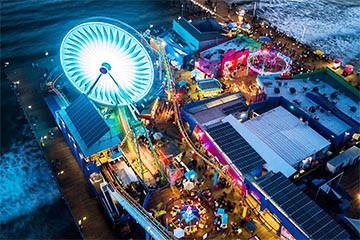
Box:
102, 163, 174, 240
149, 33, 226, 177
50, 72, 70, 107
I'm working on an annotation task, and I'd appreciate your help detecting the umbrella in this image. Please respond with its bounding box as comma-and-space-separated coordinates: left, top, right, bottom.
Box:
174, 228, 185, 239
184, 169, 198, 180
314, 49, 324, 56
345, 64, 354, 70
259, 36, 271, 42
227, 22, 237, 29
178, 80, 187, 87
183, 181, 195, 191
333, 58, 342, 63
153, 132, 163, 140
241, 24, 252, 30
344, 65, 354, 74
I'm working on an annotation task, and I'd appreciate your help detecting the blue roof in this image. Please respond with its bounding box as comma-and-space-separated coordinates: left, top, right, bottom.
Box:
175, 18, 226, 42
59, 94, 120, 157
65, 94, 109, 148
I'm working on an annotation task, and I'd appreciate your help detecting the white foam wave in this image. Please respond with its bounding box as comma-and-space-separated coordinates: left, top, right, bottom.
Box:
0, 126, 61, 224
242, 0, 360, 69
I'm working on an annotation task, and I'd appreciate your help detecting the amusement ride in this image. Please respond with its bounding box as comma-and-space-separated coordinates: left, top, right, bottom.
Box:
50, 16, 228, 240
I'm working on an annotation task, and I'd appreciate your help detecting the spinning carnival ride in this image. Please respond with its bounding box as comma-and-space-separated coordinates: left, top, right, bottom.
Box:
60, 17, 166, 182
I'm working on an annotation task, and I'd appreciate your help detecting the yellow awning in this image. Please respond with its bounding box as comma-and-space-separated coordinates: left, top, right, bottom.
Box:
315, 49, 324, 56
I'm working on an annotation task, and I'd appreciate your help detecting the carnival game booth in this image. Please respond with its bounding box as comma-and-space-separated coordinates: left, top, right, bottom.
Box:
191, 69, 206, 82
157, 142, 184, 185
221, 48, 249, 80
196, 36, 260, 78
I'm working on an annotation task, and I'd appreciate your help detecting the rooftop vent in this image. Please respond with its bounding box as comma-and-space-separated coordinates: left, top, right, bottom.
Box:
289, 87, 296, 94
350, 106, 357, 112
274, 87, 280, 94
309, 106, 316, 113
330, 91, 338, 99
293, 99, 301, 105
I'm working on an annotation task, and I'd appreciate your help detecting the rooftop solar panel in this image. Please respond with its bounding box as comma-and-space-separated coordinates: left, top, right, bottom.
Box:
222, 102, 248, 115
315, 222, 349, 240
256, 172, 349, 239
206, 122, 266, 174
66, 94, 110, 148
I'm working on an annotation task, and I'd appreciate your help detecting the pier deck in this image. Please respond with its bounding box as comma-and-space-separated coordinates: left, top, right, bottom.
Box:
5, 59, 123, 239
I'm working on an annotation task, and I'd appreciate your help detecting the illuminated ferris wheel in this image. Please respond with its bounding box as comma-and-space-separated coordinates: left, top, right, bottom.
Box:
60, 18, 155, 106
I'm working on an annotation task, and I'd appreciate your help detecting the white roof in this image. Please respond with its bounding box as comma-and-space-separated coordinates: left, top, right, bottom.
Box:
260, 75, 357, 135
242, 106, 331, 166
327, 145, 360, 168
222, 115, 296, 177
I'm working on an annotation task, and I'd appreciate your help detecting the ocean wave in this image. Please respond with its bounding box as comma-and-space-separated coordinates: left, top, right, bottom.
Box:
0, 125, 61, 224
241, 0, 360, 69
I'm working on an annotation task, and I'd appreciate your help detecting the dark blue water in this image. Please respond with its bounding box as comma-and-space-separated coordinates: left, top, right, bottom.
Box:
0, 0, 182, 239
1, 0, 359, 239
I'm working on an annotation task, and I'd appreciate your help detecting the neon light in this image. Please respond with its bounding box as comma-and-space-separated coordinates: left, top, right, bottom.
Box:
60, 19, 154, 106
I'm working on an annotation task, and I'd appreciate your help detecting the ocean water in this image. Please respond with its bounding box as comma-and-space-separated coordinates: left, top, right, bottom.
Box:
0, 0, 359, 238
0, 0, 181, 239
241, 0, 360, 70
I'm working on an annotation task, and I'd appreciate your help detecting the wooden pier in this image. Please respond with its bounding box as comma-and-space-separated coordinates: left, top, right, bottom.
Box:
5, 59, 123, 239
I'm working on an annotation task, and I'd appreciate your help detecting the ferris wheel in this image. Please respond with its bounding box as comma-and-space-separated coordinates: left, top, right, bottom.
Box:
60, 18, 155, 107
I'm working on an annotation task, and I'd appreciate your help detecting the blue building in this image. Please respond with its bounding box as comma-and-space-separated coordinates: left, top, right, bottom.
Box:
158, 30, 192, 69
172, 17, 228, 51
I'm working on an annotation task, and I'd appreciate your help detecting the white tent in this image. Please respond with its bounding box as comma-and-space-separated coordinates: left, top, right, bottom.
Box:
174, 228, 185, 239
183, 181, 195, 191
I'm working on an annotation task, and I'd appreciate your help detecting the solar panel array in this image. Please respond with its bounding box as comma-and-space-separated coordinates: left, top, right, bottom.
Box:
206, 122, 266, 174
257, 172, 349, 239
222, 102, 248, 115
66, 94, 110, 148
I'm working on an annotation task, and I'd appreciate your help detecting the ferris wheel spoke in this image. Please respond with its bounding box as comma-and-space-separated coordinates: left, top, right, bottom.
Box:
107, 71, 132, 103
60, 19, 154, 106
86, 73, 102, 95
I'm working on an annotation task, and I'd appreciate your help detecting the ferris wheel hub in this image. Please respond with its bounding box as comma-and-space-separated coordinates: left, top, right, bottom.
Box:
60, 17, 155, 106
